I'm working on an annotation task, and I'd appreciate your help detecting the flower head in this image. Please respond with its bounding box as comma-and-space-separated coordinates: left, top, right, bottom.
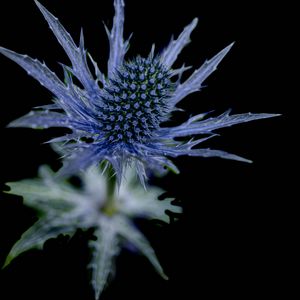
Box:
0, 0, 279, 185
4, 165, 181, 299
99, 54, 175, 144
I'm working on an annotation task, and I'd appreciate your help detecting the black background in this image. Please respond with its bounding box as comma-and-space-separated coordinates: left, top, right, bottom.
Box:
0, 0, 293, 299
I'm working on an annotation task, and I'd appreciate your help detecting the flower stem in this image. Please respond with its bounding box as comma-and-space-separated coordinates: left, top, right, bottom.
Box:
101, 162, 118, 216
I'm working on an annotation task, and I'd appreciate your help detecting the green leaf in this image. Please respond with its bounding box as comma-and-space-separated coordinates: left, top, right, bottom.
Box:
89, 220, 120, 299
3, 219, 76, 269
117, 216, 168, 280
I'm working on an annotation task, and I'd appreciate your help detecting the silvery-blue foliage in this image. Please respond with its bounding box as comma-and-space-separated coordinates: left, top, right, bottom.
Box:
0, 0, 278, 186
4, 166, 180, 299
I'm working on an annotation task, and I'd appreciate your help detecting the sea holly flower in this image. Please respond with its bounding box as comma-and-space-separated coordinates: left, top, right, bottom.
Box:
0, 0, 278, 185
4, 165, 181, 299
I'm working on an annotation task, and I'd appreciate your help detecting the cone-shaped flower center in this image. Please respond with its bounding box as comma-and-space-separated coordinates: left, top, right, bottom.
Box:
99, 56, 175, 144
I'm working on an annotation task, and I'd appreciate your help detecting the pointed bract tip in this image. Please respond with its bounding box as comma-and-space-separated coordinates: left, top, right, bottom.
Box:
223, 41, 235, 54
34, 0, 42, 9
34, 0, 52, 19
192, 17, 199, 26
232, 155, 253, 164
2, 254, 13, 269
269, 113, 281, 117
244, 158, 253, 164
209, 42, 234, 64
250, 113, 281, 119
6, 121, 15, 128
0, 46, 12, 57
80, 27, 85, 48
206, 41, 235, 69
34, 0, 55, 19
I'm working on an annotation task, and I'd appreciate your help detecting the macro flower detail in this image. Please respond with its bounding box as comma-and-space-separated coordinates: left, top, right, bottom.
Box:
100, 55, 175, 144
4, 166, 181, 299
0, 0, 279, 186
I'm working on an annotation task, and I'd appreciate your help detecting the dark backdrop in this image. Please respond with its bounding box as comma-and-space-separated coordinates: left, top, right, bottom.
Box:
0, 0, 292, 299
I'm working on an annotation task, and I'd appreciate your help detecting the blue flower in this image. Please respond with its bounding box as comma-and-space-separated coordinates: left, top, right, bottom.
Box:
0, 0, 278, 185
